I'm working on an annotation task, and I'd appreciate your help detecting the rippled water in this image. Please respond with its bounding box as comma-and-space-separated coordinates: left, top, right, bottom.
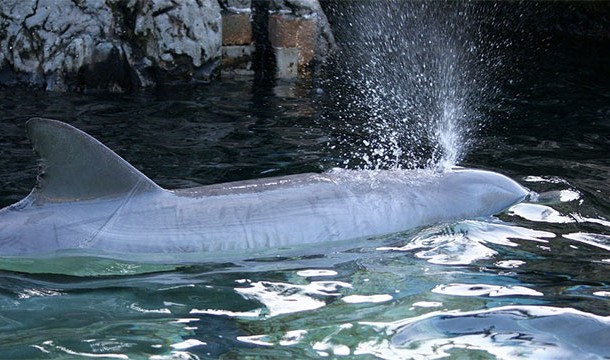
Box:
1, 5, 610, 360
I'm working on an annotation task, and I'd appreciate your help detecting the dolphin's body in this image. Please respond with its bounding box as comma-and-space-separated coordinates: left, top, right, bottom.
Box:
0, 118, 529, 258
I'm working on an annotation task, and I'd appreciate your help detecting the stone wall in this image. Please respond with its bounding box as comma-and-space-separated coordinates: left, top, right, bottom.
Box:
221, 0, 335, 80
0, 0, 335, 92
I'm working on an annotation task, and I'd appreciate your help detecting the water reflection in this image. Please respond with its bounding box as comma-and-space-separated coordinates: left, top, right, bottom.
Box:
383, 306, 610, 359
235, 279, 350, 317
378, 220, 554, 265
432, 283, 543, 297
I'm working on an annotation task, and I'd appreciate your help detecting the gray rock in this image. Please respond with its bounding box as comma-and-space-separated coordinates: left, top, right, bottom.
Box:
134, 0, 222, 83
0, 0, 222, 91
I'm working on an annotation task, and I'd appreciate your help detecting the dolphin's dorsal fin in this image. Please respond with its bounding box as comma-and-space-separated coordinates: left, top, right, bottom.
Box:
26, 118, 163, 202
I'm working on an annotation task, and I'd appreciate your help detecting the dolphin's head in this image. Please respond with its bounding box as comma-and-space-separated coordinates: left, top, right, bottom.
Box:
443, 168, 530, 217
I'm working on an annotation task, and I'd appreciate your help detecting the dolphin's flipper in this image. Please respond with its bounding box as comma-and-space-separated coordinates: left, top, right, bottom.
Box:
26, 118, 162, 203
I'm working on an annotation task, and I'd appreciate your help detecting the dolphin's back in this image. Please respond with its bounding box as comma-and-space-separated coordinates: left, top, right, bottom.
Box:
90, 168, 526, 254
81, 171, 404, 253
0, 119, 529, 257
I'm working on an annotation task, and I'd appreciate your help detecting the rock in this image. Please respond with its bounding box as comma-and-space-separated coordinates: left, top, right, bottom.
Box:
0, 0, 222, 91
1, 0, 116, 90
134, 0, 222, 83
0, 0, 335, 91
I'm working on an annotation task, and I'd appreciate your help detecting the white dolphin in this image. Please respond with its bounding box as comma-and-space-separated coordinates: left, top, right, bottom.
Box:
0, 118, 529, 259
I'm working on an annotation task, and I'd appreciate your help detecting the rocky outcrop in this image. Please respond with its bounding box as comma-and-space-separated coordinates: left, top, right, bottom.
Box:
134, 0, 222, 85
0, 0, 335, 92
0, 0, 222, 92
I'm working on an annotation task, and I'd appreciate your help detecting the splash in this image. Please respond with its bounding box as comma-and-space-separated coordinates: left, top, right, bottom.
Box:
322, 1, 518, 170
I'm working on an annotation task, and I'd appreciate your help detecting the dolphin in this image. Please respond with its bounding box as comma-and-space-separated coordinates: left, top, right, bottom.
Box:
0, 118, 529, 259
